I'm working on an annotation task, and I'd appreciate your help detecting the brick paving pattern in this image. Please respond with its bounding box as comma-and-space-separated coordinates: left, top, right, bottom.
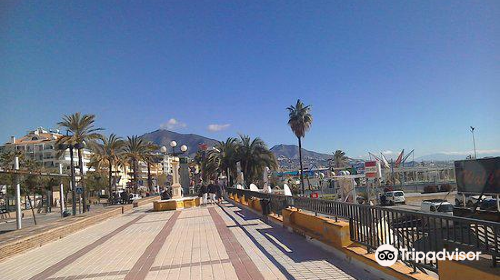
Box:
0, 201, 378, 280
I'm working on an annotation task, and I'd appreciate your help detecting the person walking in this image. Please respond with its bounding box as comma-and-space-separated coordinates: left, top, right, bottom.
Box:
208, 180, 217, 204
161, 188, 171, 200
200, 183, 208, 205
216, 180, 223, 204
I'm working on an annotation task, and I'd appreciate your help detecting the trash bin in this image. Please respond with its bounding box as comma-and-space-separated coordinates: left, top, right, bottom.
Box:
260, 198, 271, 216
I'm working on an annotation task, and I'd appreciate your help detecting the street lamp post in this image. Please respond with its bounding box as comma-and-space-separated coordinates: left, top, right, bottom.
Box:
179, 145, 189, 195
14, 156, 21, 229
59, 163, 65, 218
470, 126, 477, 159
161, 141, 188, 198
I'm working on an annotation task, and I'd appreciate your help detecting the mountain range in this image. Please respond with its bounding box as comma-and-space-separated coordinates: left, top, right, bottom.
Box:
140, 130, 332, 160
140, 129, 219, 157
140, 129, 497, 162
270, 144, 331, 160
415, 152, 500, 162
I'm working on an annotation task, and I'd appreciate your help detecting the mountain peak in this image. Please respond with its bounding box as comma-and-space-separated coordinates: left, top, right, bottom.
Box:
140, 130, 218, 156
270, 144, 331, 160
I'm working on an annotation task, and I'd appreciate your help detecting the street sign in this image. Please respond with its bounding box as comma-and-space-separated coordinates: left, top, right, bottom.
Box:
455, 157, 500, 194
365, 161, 381, 179
76, 187, 83, 194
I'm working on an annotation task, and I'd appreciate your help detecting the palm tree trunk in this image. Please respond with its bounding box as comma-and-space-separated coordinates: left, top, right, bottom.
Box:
242, 161, 249, 187
78, 149, 87, 213
108, 161, 113, 203
298, 137, 305, 196
114, 164, 119, 194
147, 162, 152, 193
133, 160, 138, 194
27, 193, 37, 225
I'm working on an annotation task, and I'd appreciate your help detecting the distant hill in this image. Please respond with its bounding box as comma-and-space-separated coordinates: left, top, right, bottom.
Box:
139, 130, 335, 164
140, 129, 219, 157
416, 152, 500, 162
270, 144, 331, 160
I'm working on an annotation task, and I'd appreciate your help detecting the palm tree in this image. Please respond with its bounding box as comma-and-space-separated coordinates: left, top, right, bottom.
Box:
89, 134, 125, 199
236, 135, 277, 187
287, 99, 313, 195
332, 150, 349, 168
123, 136, 149, 193
194, 149, 216, 183
142, 142, 159, 193
208, 137, 239, 186
56, 113, 103, 212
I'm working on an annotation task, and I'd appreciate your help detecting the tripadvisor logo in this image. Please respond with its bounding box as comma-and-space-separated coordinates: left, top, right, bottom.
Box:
375, 244, 482, 267
375, 244, 398, 266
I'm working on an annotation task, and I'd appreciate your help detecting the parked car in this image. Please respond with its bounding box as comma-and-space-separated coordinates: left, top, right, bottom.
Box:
480, 198, 499, 211
129, 194, 141, 201
421, 199, 454, 215
455, 192, 492, 207
384, 191, 405, 205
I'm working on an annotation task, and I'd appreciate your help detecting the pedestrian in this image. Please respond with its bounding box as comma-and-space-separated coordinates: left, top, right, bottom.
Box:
380, 193, 387, 206
120, 191, 128, 204
200, 183, 208, 205
216, 181, 223, 204
161, 188, 171, 200
208, 180, 217, 204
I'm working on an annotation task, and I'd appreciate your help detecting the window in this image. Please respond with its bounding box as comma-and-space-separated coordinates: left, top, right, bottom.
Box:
437, 204, 454, 212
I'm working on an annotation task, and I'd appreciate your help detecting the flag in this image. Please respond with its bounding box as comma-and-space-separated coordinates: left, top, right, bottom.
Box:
394, 149, 405, 167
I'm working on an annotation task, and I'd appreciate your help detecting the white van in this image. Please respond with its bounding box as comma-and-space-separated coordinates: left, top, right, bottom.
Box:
421, 199, 454, 215
384, 191, 405, 205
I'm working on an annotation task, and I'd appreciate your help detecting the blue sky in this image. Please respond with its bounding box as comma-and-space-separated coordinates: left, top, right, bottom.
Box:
1, 1, 499, 159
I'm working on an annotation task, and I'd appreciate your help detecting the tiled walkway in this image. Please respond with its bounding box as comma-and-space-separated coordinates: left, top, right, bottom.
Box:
0, 202, 378, 280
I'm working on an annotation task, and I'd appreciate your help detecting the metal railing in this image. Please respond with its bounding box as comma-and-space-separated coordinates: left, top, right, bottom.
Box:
226, 188, 500, 273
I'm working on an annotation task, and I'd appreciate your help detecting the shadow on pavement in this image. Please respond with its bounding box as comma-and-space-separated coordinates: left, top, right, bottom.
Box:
219, 200, 372, 280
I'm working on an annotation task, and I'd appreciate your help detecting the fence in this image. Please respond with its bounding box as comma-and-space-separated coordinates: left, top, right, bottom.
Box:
226, 188, 500, 273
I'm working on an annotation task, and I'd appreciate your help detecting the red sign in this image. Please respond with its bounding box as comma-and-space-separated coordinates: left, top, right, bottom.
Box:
365, 161, 376, 167
365, 161, 380, 179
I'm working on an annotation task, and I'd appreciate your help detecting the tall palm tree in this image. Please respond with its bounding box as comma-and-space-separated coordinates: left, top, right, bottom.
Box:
142, 142, 159, 193
56, 113, 103, 212
236, 135, 277, 187
287, 99, 313, 195
123, 136, 148, 193
194, 149, 218, 183
208, 137, 239, 186
89, 134, 125, 199
332, 150, 349, 168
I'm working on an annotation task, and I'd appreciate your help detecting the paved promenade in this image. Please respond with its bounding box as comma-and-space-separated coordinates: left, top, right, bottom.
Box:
0, 201, 377, 280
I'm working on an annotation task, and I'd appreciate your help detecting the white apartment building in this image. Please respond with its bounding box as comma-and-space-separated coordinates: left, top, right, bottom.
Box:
161, 154, 175, 175
2, 127, 93, 173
